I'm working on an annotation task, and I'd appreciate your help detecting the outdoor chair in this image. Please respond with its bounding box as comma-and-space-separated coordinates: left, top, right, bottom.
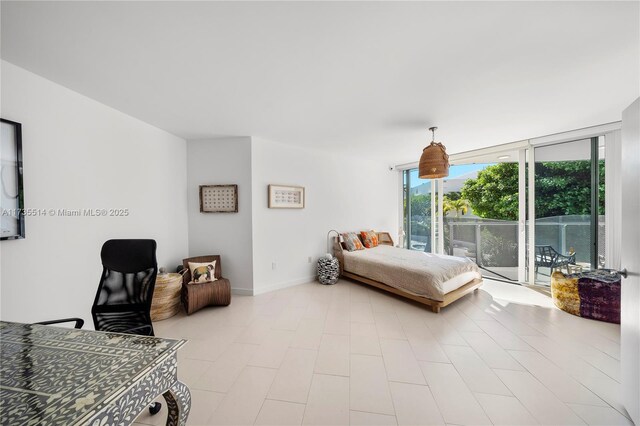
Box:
535, 245, 576, 274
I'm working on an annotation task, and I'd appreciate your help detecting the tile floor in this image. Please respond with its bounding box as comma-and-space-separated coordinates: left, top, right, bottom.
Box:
134, 279, 632, 426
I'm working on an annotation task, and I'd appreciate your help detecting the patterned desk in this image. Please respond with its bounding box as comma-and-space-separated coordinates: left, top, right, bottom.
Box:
0, 321, 191, 425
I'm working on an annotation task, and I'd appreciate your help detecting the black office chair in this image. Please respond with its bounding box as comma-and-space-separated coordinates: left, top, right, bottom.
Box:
39, 239, 161, 415
91, 239, 158, 337
90, 239, 162, 415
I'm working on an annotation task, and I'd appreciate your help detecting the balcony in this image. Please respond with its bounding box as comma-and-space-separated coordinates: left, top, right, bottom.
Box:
408, 215, 604, 285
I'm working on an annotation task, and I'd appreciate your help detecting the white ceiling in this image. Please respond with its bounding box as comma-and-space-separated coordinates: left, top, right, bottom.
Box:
1, 1, 638, 165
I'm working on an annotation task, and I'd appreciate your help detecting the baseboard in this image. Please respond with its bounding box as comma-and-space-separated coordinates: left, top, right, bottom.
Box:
252, 275, 317, 296
231, 287, 253, 296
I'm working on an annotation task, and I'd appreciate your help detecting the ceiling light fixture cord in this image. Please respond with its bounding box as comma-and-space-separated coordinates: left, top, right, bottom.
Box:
429, 126, 437, 144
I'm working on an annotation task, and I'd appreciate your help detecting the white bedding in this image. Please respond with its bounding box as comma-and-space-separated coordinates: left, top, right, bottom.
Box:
342, 245, 481, 302
441, 270, 481, 294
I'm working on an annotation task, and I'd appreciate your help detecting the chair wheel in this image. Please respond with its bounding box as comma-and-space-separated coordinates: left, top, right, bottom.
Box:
149, 402, 162, 415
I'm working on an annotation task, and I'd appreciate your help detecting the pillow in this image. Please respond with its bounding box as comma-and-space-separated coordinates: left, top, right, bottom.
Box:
341, 232, 364, 252
188, 261, 218, 284
360, 231, 379, 248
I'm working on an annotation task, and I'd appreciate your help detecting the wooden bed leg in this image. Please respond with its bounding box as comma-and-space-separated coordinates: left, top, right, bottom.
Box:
431, 305, 441, 313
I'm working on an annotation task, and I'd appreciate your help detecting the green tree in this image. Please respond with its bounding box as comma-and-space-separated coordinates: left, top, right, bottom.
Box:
443, 198, 454, 216
407, 193, 432, 240
410, 193, 431, 217
445, 191, 462, 201
461, 161, 605, 220
450, 198, 469, 217
461, 163, 519, 220
535, 160, 605, 218
443, 195, 469, 217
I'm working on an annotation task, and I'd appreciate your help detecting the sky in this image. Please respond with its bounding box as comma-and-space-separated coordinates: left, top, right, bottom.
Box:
407, 163, 492, 188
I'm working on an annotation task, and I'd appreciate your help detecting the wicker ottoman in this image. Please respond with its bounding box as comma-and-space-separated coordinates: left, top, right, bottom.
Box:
317, 257, 340, 285
551, 269, 621, 323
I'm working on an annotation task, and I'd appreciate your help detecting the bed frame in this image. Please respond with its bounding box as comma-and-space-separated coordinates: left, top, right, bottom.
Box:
334, 232, 483, 313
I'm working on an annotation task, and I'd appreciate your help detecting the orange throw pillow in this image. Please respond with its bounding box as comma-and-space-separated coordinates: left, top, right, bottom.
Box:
360, 231, 379, 248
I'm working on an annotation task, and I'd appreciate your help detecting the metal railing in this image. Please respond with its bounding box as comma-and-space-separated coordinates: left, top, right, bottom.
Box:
408, 215, 605, 283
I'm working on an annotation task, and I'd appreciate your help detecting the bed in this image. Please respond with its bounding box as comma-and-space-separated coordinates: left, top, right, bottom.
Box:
334, 232, 483, 313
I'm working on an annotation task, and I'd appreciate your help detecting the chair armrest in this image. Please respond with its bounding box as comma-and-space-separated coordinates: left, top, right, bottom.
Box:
35, 318, 85, 329
556, 253, 575, 262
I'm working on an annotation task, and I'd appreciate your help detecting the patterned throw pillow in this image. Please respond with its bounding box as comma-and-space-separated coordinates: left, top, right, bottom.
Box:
360, 231, 379, 248
341, 232, 364, 252
188, 261, 218, 284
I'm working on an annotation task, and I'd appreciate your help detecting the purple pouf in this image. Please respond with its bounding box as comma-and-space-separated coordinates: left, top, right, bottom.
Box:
575, 269, 621, 324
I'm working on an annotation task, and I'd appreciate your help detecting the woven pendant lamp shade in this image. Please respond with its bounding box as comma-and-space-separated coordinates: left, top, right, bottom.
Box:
419, 127, 450, 179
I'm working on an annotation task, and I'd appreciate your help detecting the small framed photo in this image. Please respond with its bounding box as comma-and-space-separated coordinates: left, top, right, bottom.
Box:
268, 184, 305, 209
199, 184, 238, 213
1, 118, 25, 240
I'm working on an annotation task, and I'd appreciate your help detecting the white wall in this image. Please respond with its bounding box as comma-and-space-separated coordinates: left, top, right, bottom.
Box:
251, 138, 398, 294
186, 138, 253, 294
0, 61, 189, 324
0, 64, 400, 312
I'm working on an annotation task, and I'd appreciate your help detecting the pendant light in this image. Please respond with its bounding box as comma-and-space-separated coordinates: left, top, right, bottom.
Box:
419, 126, 450, 179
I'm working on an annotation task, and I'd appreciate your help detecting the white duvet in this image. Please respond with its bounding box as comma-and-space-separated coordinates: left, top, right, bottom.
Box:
342, 245, 481, 302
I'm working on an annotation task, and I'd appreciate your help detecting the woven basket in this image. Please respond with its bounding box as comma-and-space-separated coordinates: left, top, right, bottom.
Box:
151, 273, 183, 321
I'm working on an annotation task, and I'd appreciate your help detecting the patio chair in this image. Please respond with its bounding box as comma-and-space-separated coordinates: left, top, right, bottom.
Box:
535, 245, 576, 274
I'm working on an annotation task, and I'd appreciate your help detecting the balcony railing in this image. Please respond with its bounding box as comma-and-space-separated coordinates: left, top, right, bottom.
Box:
408, 215, 605, 284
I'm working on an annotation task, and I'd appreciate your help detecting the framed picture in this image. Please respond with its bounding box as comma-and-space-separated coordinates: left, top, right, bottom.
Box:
1, 119, 25, 240
268, 184, 305, 209
199, 184, 238, 213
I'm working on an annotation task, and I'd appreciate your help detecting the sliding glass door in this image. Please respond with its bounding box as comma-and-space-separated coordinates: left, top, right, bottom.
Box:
401, 136, 606, 286
443, 160, 521, 282
531, 138, 605, 284
403, 151, 524, 282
